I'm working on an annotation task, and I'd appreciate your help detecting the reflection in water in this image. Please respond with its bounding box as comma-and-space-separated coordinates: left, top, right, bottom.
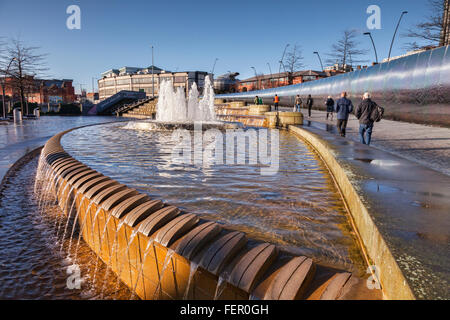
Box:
0, 157, 132, 299
62, 122, 365, 273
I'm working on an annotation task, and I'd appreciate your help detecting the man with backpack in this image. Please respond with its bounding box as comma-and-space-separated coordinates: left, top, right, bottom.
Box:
294, 95, 302, 112
355, 92, 384, 145
325, 96, 335, 121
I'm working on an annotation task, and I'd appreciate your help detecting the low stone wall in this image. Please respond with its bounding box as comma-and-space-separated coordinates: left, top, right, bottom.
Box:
289, 125, 415, 300
228, 101, 246, 108
38, 125, 381, 300
264, 112, 303, 128
248, 105, 271, 116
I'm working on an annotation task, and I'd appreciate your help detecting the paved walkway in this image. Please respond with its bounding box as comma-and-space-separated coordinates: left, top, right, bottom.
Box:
289, 124, 450, 299
287, 108, 450, 177
0, 117, 119, 183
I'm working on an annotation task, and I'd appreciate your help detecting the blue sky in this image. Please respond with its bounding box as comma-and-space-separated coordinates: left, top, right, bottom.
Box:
0, 0, 433, 93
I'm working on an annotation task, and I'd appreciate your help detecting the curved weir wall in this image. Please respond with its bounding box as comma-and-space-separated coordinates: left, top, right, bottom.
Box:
36, 127, 381, 300
219, 45, 450, 127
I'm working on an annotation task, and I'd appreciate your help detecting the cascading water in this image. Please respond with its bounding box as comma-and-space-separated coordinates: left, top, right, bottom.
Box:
156, 76, 216, 123
124, 76, 239, 131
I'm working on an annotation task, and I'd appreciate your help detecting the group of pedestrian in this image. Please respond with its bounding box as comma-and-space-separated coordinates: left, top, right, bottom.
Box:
291, 94, 314, 116
254, 96, 263, 105
265, 92, 382, 145
332, 91, 382, 145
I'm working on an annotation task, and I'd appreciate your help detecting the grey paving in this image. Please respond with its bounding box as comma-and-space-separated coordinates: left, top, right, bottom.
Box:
291, 123, 450, 299
0, 117, 120, 183
294, 108, 450, 176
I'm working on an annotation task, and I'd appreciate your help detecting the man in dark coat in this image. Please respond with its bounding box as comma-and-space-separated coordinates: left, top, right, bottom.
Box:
334, 92, 354, 137
306, 95, 313, 117
355, 92, 378, 145
325, 96, 335, 121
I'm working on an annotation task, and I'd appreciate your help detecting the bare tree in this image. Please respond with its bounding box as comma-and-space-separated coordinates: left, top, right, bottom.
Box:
326, 29, 368, 67
0, 38, 48, 115
282, 44, 304, 84
0, 37, 8, 118
404, 0, 447, 49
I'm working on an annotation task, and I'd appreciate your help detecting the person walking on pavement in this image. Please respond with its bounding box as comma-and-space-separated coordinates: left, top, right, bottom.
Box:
306, 95, 313, 117
295, 95, 302, 112
335, 91, 353, 137
355, 92, 379, 145
325, 96, 334, 121
274, 94, 280, 111
254, 96, 259, 105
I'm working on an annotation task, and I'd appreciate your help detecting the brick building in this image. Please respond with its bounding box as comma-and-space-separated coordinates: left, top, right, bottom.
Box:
441, 0, 450, 46
0, 76, 76, 105
237, 70, 340, 92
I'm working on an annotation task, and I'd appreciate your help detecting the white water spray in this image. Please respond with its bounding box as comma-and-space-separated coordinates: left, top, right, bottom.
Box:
156, 76, 216, 122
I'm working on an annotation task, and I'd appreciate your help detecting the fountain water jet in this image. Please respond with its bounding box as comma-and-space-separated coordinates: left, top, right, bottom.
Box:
125, 76, 239, 131
156, 77, 216, 123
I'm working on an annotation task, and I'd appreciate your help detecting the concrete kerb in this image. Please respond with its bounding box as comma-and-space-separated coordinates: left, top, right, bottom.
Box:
288, 125, 416, 300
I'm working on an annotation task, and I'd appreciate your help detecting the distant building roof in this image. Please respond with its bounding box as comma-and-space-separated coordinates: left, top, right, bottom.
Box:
240, 70, 327, 82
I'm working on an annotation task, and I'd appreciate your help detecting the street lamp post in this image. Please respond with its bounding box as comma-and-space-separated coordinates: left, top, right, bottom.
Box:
313, 51, 324, 71
1, 57, 16, 119
388, 11, 408, 62
278, 44, 289, 87
151, 45, 155, 98
364, 32, 379, 64
211, 58, 218, 75
251, 67, 259, 90
267, 62, 273, 88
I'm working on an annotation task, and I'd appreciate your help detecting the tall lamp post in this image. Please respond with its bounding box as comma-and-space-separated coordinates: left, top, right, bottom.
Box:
278, 44, 289, 87
150, 45, 155, 98
313, 51, 324, 71
211, 58, 218, 75
364, 32, 379, 64
1, 57, 16, 119
388, 11, 408, 62
267, 62, 273, 88
251, 66, 258, 90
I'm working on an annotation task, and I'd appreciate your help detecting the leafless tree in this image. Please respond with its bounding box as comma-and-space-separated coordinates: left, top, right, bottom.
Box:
282, 44, 304, 73
326, 29, 368, 67
0, 38, 48, 115
0, 37, 8, 118
282, 44, 304, 84
404, 0, 447, 50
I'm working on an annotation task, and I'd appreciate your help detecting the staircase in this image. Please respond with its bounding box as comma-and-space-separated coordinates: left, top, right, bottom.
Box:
121, 98, 158, 119
91, 90, 147, 115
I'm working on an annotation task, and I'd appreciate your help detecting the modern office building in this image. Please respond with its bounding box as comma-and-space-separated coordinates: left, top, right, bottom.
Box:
98, 66, 210, 101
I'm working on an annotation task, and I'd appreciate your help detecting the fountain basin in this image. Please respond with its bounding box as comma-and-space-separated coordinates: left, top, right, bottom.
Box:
34, 124, 382, 300
123, 120, 242, 131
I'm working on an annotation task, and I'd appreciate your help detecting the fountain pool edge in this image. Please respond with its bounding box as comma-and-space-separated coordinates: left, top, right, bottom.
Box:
289, 125, 417, 300
34, 124, 382, 300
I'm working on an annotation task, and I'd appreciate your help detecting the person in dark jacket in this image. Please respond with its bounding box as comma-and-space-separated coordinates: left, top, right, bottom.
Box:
355, 92, 377, 145
325, 96, 334, 121
306, 95, 313, 117
334, 92, 353, 137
